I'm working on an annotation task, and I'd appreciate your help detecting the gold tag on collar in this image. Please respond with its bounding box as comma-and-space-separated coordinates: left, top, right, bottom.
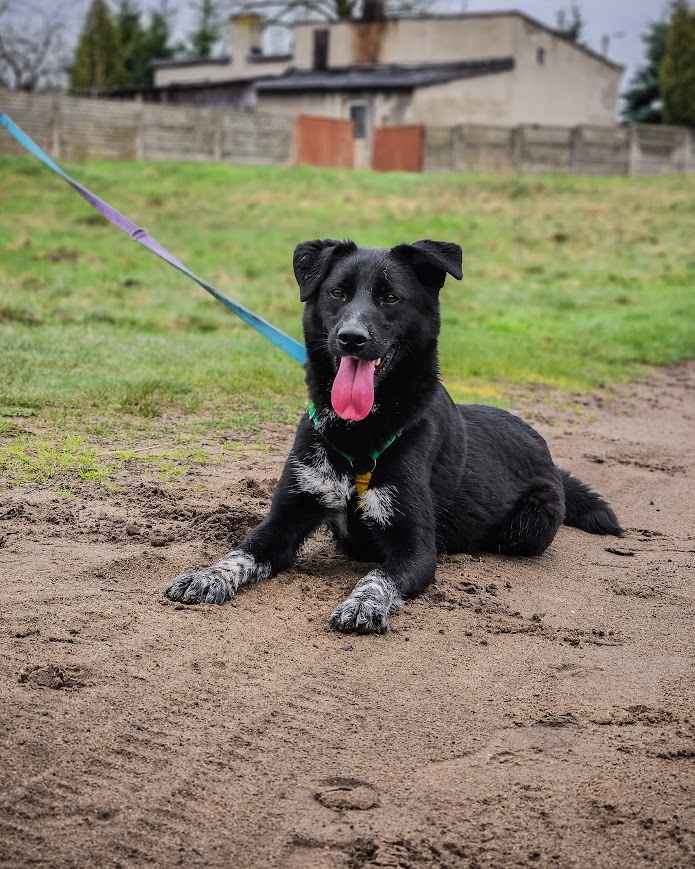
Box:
354, 471, 372, 497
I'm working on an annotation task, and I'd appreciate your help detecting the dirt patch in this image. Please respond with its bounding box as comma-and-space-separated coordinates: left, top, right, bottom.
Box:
1, 364, 694, 868
18, 664, 89, 690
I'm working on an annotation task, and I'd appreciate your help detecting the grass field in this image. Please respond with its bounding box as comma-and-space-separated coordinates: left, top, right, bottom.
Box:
1, 155, 694, 485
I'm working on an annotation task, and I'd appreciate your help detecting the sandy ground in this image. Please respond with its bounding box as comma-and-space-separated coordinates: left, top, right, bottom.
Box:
1, 365, 694, 869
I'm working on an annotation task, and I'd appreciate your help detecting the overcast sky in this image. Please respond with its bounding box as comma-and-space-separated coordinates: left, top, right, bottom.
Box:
42, 0, 672, 96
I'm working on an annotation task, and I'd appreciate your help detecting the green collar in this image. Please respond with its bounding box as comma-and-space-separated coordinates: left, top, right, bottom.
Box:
306, 402, 402, 493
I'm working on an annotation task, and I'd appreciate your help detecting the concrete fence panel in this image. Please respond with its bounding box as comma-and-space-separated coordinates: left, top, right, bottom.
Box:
59, 95, 141, 161
0, 90, 56, 155
456, 125, 516, 171
572, 125, 630, 176
423, 126, 454, 173
2, 89, 695, 176
517, 125, 573, 173
0, 89, 293, 166
630, 125, 693, 176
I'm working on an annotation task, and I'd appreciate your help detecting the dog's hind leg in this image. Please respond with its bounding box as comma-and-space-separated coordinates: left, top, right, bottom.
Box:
485, 476, 565, 557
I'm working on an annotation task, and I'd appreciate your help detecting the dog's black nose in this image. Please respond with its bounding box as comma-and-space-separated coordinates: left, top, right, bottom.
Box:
337, 326, 369, 352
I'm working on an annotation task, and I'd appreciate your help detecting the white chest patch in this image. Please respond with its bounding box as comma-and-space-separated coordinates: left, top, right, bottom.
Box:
359, 484, 398, 527
291, 444, 354, 510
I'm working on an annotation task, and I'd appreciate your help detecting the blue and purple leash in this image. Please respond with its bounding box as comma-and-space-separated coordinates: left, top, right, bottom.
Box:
0, 113, 307, 366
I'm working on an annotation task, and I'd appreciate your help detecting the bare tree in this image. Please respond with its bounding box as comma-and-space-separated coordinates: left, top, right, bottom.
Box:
226, 0, 434, 26
0, 0, 72, 90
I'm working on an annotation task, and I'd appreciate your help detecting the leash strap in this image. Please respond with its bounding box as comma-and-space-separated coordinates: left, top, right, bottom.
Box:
0, 113, 307, 366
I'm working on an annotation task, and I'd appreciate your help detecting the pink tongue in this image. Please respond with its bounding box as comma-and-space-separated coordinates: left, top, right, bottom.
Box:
331, 356, 376, 421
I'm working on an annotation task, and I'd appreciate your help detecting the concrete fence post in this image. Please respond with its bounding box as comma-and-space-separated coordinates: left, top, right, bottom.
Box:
213, 110, 223, 161
686, 129, 695, 173
50, 94, 62, 158
676, 127, 691, 173
569, 126, 581, 173
134, 94, 145, 160
511, 126, 523, 172
628, 126, 641, 176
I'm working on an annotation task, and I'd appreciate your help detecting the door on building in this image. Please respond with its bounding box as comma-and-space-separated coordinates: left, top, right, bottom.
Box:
313, 29, 329, 70
295, 115, 354, 168
349, 102, 370, 169
372, 124, 425, 172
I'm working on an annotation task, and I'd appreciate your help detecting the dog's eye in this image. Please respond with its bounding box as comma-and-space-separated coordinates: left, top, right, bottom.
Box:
380, 293, 400, 305
328, 287, 347, 302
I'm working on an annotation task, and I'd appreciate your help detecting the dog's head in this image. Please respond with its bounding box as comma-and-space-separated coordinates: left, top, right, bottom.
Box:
293, 239, 462, 421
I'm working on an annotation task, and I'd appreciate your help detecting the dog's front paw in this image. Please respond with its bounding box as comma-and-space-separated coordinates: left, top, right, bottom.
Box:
165, 566, 233, 604
329, 570, 402, 634
164, 550, 270, 605
330, 595, 390, 634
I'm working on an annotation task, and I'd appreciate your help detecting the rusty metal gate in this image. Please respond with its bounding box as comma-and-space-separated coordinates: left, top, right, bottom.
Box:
372, 124, 425, 172
295, 114, 354, 169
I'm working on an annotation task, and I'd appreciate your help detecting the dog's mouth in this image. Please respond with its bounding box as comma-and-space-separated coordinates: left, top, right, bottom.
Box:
330, 347, 397, 422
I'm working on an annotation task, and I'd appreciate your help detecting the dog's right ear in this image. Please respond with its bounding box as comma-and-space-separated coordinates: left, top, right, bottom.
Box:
293, 239, 356, 302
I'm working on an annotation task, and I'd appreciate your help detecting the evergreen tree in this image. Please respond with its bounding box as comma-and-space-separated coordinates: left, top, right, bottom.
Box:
140, 8, 177, 86
115, 0, 147, 87
189, 0, 222, 58
660, 0, 695, 127
622, 21, 668, 124
70, 0, 125, 92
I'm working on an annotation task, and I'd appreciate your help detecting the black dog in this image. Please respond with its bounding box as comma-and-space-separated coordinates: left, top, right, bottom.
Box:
165, 239, 622, 633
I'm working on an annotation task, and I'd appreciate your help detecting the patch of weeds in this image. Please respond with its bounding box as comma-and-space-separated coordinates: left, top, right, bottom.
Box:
0, 420, 32, 439
76, 213, 107, 227
0, 305, 42, 326
0, 406, 38, 418
172, 313, 222, 333
21, 275, 46, 291
509, 179, 545, 199
44, 247, 80, 263
112, 444, 211, 480
118, 379, 195, 418
0, 435, 114, 485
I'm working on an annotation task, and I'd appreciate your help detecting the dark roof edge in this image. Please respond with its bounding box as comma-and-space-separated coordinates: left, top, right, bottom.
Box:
247, 52, 293, 64
256, 57, 514, 94
291, 11, 624, 72
104, 77, 263, 96
153, 54, 231, 69
153, 52, 292, 70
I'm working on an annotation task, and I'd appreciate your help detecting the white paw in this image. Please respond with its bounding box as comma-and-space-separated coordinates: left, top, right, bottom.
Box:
329, 570, 402, 634
164, 550, 270, 605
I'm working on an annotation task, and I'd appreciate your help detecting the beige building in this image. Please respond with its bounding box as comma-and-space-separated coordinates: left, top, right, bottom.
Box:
152, 11, 623, 137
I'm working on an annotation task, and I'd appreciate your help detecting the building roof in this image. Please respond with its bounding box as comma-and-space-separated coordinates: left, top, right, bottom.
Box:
256, 57, 515, 94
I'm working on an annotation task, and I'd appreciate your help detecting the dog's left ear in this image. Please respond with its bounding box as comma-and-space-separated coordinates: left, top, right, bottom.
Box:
391, 240, 463, 291
293, 238, 357, 302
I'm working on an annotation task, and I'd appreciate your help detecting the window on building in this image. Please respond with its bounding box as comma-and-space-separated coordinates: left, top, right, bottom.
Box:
313, 29, 329, 70
349, 104, 367, 139
536, 47, 546, 65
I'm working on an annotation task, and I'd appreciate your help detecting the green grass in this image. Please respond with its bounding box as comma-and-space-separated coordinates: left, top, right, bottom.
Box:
1, 155, 694, 485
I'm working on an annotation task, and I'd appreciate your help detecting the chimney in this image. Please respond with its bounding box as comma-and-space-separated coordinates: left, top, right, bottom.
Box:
229, 13, 263, 61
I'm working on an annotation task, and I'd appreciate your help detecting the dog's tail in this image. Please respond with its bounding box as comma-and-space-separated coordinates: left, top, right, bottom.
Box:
560, 469, 623, 536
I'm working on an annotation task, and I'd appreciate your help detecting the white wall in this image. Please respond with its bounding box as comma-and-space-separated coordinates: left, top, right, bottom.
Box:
293, 16, 518, 69
508, 17, 621, 126
408, 74, 514, 126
